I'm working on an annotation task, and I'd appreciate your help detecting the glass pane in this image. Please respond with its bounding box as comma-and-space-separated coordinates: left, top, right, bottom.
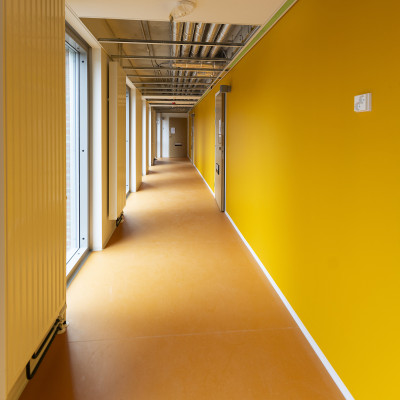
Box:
66, 44, 79, 263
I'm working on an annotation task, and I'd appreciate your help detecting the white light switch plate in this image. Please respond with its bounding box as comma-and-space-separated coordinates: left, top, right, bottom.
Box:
354, 93, 372, 112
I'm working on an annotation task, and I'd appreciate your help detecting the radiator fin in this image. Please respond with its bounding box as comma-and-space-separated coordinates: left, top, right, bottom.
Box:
108, 62, 127, 220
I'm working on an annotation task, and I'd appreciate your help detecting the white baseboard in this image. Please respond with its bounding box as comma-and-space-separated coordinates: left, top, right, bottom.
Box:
193, 163, 215, 198
224, 212, 354, 400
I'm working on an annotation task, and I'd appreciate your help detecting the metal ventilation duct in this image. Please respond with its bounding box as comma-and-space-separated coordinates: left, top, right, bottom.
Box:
190, 23, 206, 57
200, 23, 220, 57
180, 22, 206, 92
188, 23, 232, 90
208, 24, 232, 58
179, 22, 195, 84
181, 22, 195, 57
171, 22, 183, 82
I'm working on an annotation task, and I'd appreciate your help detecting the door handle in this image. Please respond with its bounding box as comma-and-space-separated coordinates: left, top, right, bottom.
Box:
216, 163, 220, 175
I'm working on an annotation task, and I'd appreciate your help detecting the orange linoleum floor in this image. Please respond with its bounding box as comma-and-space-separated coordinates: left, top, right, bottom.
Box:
20, 159, 344, 400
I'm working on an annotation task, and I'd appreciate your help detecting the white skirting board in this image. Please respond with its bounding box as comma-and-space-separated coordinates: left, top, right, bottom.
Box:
192, 160, 354, 400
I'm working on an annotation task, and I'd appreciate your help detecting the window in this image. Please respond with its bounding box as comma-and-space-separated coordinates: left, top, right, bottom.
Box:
65, 31, 88, 276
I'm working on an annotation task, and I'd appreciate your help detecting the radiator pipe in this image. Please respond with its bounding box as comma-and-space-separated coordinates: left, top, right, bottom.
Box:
26, 319, 62, 380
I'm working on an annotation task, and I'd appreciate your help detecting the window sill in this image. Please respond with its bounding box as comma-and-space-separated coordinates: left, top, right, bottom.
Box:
66, 247, 89, 283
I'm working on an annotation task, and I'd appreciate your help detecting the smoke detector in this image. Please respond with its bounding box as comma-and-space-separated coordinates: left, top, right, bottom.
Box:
170, 0, 197, 20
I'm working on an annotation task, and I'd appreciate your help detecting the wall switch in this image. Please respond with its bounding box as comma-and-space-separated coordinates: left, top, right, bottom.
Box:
354, 93, 372, 112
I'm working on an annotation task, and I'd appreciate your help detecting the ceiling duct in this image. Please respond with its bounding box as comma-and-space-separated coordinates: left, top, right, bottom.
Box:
171, 22, 184, 82
181, 23, 196, 57
200, 24, 221, 58
208, 24, 232, 58
182, 23, 206, 91
188, 23, 231, 91
178, 22, 195, 85
190, 23, 206, 57
185, 23, 220, 92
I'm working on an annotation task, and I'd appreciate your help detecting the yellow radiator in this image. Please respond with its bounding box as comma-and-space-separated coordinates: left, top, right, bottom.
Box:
109, 62, 127, 220
0, 0, 66, 396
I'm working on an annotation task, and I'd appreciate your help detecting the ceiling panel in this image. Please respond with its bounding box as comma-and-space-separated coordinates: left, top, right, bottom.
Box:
67, 0, 287, 25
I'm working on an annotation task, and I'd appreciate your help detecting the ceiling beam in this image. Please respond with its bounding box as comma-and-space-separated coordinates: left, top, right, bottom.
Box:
140, 91, 204, 94
127, 75, 218, 80
142, 94, 203, 97
112, 55, 230, 62
147, 101, 196, 104
149, 104, 193, 108
142, 96, 201, 99
139, 87, 204, 90
134, 82, 209, 86
138, 87, 204, 90
98, 38, 244, 48
124, 67, 224, 72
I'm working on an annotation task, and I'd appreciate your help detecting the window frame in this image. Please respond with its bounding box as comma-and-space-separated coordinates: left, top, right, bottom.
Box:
65, 27, 89, 277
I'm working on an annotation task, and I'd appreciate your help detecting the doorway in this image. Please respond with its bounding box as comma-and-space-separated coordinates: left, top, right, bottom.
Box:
169, 118, 187, 158
214, 88, 229, 212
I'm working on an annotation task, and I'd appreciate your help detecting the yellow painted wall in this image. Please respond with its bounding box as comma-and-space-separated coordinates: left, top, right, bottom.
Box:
101, 50, 115, 247
188, 114, 193, 160
193, 92, 216, 189
193, 0, 400, 398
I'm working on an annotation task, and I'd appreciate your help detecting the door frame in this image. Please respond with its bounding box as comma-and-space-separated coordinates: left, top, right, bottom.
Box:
214, 90, 226, 211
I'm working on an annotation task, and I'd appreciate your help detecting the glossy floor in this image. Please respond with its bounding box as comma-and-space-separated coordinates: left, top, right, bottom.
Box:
20, 159, 344, 400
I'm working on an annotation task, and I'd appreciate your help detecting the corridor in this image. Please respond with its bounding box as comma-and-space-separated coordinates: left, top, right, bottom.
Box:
20, 159, 343, 400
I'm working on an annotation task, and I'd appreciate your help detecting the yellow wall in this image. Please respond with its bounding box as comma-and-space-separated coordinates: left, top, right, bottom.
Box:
101, 50, 115, 247
193, 0, 400, 398
188, 114, 193, 160
193, 92, 216, 189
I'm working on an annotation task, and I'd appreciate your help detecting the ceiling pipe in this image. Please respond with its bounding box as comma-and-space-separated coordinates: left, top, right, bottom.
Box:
171, 22, 184, 82
190, 23, 206, 57
188, 24, 231, 91
185, 23, 220, 93
200, 24, 221, 57
178, 22, 196, 84
180, 22, 207, 92
123, 67, 224, 72
208, 24, 232, 58
97, 38, 243, 47
181, 23, 196, 57
111, 55, 228, 62
127, 75, 216, 80
134, 82, 209, 86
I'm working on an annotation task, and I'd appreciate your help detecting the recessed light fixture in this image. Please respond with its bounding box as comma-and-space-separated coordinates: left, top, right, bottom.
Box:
170, 0, 197, 21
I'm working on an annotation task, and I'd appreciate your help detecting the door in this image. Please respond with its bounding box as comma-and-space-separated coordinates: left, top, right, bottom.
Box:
215, 91, 226, 211
169, 118, 187, 158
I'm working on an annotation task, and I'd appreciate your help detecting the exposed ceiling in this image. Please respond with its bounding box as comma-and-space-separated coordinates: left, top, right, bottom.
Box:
68, 0, 287, 25
81, 18, 258, 111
